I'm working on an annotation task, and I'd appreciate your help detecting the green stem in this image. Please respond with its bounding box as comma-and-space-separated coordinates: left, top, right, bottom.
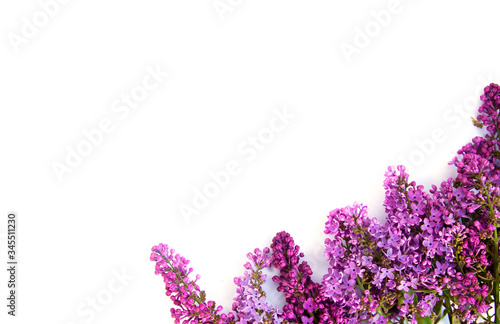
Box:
484, 186, 499, 324
444, 296, 454, 324
434, 311, 446, 324
494, 227, 499, 324
162, 256, 203, 304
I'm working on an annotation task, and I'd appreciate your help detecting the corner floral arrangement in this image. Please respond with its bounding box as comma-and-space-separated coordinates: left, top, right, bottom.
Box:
151, 83, 500, 324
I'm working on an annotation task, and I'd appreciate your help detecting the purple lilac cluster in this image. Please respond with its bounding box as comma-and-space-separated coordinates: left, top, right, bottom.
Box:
232, 247, 284, 323
151, 83, 500, 323
321, 167, 485, 323
270, 231, 333, 323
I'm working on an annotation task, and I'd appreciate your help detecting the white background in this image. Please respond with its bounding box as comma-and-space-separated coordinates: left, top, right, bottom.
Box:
1, 1, 499, 323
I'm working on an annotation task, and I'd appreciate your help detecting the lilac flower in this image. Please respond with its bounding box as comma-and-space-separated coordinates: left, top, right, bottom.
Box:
345, 261, 364, 279
397, 277, 418, 292
404, 293, 414, 305
434, 261, 448, 276
301, 315, 314, 324
377, 238, 390, 249
150, 83, 500, 324
303, 298, 317, 313
379, 268, 395, 280
361, 256, 373, 267
421, 218, 435, 234
384, 248, 397, 261
372, 274, 383, 288
386, 280, 396, 289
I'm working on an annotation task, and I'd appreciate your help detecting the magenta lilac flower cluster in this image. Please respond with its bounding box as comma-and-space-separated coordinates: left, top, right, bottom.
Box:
151, 83, 500, 323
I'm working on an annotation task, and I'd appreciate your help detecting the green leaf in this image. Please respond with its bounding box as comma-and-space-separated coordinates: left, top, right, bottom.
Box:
417, 316, 433, 324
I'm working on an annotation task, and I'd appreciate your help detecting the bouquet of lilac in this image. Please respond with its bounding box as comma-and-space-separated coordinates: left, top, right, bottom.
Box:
151, 83, 500, 324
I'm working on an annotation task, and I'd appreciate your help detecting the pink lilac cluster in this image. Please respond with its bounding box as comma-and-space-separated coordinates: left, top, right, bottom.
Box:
151, 83, 500, 323
150, 243, 235, 323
